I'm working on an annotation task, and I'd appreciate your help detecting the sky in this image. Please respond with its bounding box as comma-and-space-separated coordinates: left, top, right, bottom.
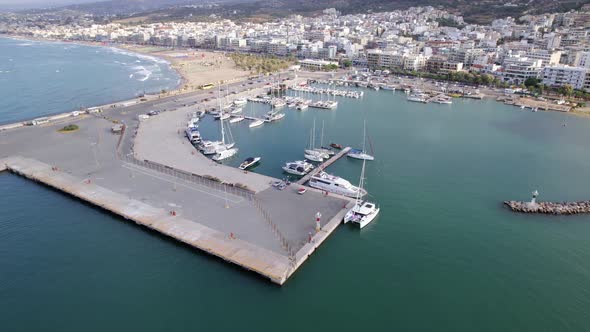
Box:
0, 0, 99, 10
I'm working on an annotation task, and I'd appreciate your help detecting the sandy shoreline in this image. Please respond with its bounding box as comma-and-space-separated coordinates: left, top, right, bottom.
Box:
0, 34, 252, 127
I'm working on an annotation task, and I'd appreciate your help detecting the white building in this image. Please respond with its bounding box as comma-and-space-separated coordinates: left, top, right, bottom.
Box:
542, 66, 588, 90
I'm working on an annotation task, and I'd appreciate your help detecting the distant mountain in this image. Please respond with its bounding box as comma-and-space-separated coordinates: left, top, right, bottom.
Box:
17, 0, 590, 23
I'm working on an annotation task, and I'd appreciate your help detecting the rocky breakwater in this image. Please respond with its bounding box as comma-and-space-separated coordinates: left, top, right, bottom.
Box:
504, 200, 590, 215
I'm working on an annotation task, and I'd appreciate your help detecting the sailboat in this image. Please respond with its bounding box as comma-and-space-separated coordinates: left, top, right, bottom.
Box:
304, 120, 328, 160
343, 158, 380, 228
248, 101, 265, 128
212, 87, 238, 161
348, 121, 375, 161
316, 121, 335, 156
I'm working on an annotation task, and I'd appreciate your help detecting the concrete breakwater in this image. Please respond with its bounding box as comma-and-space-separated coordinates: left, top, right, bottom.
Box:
504, 200, 590, 215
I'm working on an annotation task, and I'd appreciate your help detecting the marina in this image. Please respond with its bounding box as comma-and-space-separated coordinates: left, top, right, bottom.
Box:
4, 65, 590, 331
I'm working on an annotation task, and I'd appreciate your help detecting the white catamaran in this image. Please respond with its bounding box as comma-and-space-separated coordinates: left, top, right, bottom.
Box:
343, 158, 380, 228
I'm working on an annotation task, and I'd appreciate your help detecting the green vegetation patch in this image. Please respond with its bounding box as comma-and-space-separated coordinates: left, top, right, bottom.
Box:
230, 53, 295, 74
58, 124, 79, 133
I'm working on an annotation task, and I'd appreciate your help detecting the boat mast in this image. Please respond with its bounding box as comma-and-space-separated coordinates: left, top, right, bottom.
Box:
219, 86, 225, 145
356, 158, 366, 206
320, 120, 325, 148
362, 120, 367, 154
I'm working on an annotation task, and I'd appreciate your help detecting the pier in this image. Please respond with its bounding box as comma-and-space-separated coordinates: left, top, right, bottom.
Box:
297, 147, 352, 185
505, 200, 590, 215
0, 105, 351, 285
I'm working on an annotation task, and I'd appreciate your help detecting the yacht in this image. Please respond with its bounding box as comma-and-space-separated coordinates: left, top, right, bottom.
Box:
309, 171, 367, 198
185, 128, 201, 143
230, 107, 243, 114
239, 157, 261, 170
282, 160, 314, 176
249, 119, 265, 128
344, 158, 379, 228
219, 113, 231, 121
233, 98, 247, 106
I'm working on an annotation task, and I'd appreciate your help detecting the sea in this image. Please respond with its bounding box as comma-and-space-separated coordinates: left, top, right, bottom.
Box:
2, 39, 590, 331
0, 37, 180, 124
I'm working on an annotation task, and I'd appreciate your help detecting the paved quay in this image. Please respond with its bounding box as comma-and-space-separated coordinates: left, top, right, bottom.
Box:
0, 156, 292, 283
0, 74, 349, 284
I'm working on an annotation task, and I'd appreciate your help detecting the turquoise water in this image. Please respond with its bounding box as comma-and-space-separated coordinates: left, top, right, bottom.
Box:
0, 37, 179, 124
3, 50, 590, 330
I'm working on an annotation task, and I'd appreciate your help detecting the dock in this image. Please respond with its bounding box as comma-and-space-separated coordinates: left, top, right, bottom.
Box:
297, 146, 351, 185
1, 156, 294, 283
0, 80, 353, 285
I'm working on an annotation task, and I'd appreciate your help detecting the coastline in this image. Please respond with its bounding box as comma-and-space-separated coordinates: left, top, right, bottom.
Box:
0, 34, 253, 128
0, 34, 186, 128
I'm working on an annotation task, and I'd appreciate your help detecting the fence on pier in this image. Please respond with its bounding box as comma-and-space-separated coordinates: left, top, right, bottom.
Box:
121, 154, 296, 261
121, 155, 256, 199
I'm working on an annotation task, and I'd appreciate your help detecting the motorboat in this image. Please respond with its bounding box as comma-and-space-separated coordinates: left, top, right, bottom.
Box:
230, 107, 243, 114
239, 157, 261, 170
229, 116, 245, 124
348, 148, 375, 161
233, 98, 247, 106
282, 160, 314, 176
296, 104, 309, 111
343, 158, 379, 228
219, 113, 231, 121
309, 171, 367, 198
249, 119, 265, 128
330, 143, 343, 149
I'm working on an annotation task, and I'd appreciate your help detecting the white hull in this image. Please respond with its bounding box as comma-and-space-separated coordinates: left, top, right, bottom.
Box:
213, 147, 238, 161
309, 180, 366, 198
229, 116, 245, 123
249, 120, 264, 128
344, 205, 380, 228
309, 172, 367, 198
305, 149, 329, 159
304, 154, 323, 162
348, 152, 375, 161
239, 157, 260, 170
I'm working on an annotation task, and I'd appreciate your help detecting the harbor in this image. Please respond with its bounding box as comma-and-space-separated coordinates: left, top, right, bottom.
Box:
5, 65, 590, 331
0, 74, 367, 285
